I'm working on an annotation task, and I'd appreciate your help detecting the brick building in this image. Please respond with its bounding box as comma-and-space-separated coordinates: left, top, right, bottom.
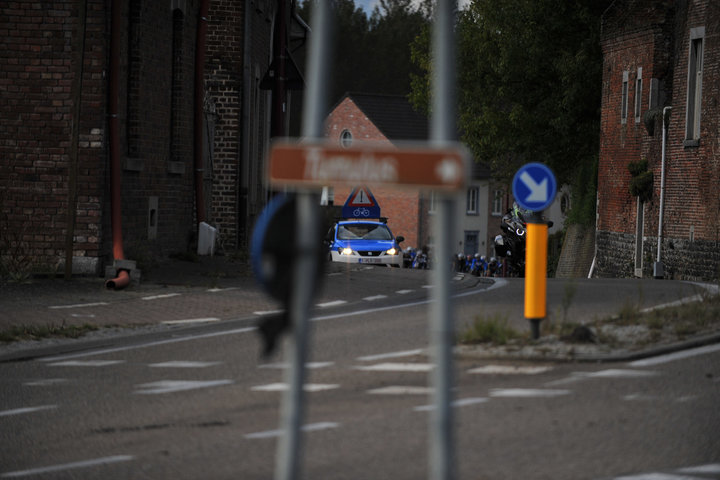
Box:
596, 0, 719, 281
1, 1, 306, 279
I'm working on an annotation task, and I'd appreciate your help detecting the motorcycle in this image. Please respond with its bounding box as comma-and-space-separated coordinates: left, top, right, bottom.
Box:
493, 203, 553, 277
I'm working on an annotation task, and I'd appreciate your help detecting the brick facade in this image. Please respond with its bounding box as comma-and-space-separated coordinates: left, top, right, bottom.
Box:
1, 0, 286, 277
597, 0, 720, 281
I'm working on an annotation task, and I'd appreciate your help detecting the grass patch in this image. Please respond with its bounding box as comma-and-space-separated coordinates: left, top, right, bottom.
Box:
458, 314, 522, 345
0, 323, 99, 343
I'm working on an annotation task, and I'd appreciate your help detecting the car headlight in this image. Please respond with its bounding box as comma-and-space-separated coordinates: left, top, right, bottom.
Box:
386, 247, 398, 256
340, 247, 353, 255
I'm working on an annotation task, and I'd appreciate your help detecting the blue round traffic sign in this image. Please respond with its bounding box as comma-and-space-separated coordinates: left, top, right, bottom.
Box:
512, 163, 558, 212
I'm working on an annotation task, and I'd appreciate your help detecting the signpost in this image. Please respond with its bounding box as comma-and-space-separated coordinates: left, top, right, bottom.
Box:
512, 162, 557, 339
342, 186, 381, 219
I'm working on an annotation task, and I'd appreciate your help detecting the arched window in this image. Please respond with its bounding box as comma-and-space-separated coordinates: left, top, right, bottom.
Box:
340, 129, 353, 148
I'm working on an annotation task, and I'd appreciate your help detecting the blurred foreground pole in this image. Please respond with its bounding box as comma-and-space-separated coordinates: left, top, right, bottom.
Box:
274, 1, 332, 479
429, 0, 458, 479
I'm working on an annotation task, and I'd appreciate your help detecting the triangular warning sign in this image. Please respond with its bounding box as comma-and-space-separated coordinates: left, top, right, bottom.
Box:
347, 187, 376, 207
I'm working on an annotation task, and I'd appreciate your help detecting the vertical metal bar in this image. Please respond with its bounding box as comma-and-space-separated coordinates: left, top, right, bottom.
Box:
274, 1, 332, 480
429, 1, 457, 479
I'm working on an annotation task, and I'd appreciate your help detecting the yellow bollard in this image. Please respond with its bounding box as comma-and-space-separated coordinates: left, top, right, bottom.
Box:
524, 222, 548, 326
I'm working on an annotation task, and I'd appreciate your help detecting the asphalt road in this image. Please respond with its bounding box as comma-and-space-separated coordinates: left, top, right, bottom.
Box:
1, 267, 719, 479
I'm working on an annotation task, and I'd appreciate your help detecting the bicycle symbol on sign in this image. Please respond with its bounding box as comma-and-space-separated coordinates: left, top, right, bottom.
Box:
353, 207, 370, 217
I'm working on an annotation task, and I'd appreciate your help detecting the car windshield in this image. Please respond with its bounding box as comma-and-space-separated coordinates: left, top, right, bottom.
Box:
337, 223, 393, 241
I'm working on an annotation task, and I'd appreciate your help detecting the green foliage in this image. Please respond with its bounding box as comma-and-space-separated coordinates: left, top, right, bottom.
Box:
410, 0, 608, 186
298, 0, 430, 103
566, 154, 598, 226
0, 323, 99, 343
628, 159, 653, 202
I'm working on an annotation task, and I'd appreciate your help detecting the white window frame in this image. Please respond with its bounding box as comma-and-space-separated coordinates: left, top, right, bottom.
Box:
685, 27, 704, 144
466, 187, 478, 215
621, 70, 629, 124
492, 189, 503, 216
634, 67, 643, 124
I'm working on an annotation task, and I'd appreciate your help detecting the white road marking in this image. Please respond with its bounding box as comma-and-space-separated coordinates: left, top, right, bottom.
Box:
251, 383, 339, 392
0, 405, 57, 417
489, 388, 571, 398
254, 309, 284, 316
354, 362, 433, 372
49, 302, 108, 309
368, 386, 433, 395
677, 464, 720, 474
546, 369, 659, 386
422, 285, 433, 289
613, 474, 705, 480
414, 397, 489, 412
48, 360, 124, 367
468, 365, 552, 375
141, 293, 181, 301
629, 343, 720, 367
363, 295, 387, 301
356, 349, 424, 362
0, 455, 134, 478
70, 313, 96, 318
40, 327, 256, 362
134, 380, 233, 394
162, 317, 220, 325
206, 287, 240, 292
259, 362, 333, 369
244, 422, 339, 440
23, 378, 68, 386
149, 361, 221, 368
395, 289, 413, 294
316, 300, 347, 308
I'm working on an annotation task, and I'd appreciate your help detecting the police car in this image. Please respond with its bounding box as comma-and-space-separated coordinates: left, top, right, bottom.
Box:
327, 220, 404, 266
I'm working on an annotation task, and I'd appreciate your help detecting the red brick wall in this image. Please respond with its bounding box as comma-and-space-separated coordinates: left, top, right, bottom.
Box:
0, 0, 106, 273
325, 97, 424, 248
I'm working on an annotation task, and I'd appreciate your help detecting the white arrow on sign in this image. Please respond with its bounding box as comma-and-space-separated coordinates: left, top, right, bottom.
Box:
520, 171, 548, 203
435, 158, 461, 184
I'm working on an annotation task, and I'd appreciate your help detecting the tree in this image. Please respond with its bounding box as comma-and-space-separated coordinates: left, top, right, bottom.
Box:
410, 0, 609, 223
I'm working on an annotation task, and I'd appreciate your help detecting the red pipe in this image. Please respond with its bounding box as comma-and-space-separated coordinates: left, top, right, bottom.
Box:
105, 0, 129, 290
194, 0, 210, 225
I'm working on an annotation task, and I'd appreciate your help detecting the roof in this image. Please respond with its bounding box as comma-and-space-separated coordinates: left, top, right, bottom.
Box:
336, 93, 429, 141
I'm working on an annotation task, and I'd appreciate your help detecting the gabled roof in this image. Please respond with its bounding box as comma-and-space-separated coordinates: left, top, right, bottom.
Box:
337, 92, 429, 141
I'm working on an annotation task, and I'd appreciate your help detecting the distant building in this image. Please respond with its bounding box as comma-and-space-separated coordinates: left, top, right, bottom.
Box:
596, 0, 719, 280
324, 92, 503, 257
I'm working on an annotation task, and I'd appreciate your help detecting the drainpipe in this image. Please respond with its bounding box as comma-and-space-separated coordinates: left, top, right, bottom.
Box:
105, 0, 130, 290
654, 106, 672, 279
194, 0, 210, 226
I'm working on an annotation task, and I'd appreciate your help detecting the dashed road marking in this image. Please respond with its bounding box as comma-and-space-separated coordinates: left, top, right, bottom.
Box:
49, 302, 108, 309
395, 289, 413, 294
259, 362, 333, 369
251, 383, 339, 392
0, 455, 134, 478
254, 309, 284, 316
206, 287, 240, 292
363, 295, 387, 301
414, 397, 489, 412
162, 318, 220, 325
489, 388, 571, 398
23, 379, 68, 387
547, 369, 659, 386
316, 300, 347, 308
629, 343, 720, 367
354, 362, 433, 373
149, 361, 221, 368
368, 386, 433, 395
134, 380, 233, 394
356, 349, 424, 362
244, 422, 339, 440
0, 405, 57, 417
468, 365, 553, 375
47, 360, 124, 367
141, 293, 181, 301
677, 464, 720, 474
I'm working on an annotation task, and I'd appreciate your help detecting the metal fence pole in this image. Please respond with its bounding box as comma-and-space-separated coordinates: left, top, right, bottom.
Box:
429, 0, 458, 479
274, 1, 332, 479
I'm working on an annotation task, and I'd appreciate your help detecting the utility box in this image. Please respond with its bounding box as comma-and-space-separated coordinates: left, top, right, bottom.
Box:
197, 222, 217, 256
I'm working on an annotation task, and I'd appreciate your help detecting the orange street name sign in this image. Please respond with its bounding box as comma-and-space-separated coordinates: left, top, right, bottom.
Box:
268, 141, 470, 190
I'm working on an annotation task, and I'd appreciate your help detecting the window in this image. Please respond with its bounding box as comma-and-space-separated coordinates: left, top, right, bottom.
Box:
466, 187, 478, 215
428, 191, 436, 214
621, 71, 629, 124
634, 67, 643, 123
492, 189, 503, 216
340, 129, 353, 148
685, 28, 704, 144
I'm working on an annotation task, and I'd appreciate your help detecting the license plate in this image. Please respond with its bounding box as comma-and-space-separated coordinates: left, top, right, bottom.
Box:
358, 257, 383, 264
